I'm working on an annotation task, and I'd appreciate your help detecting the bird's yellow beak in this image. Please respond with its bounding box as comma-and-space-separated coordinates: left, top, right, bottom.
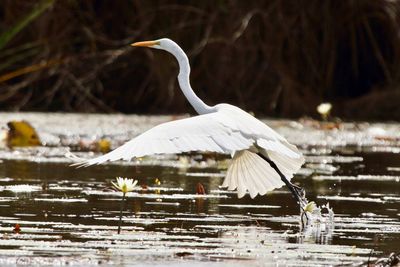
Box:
131, 40, 160, 47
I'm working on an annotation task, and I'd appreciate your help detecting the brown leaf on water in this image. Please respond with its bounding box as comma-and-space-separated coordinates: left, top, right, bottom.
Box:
6, 120, 41, 148
13, 224, 21, 234
196, 183, 206, 195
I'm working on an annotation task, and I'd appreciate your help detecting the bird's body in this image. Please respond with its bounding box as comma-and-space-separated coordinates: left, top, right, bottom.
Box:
79, 38, 305, 200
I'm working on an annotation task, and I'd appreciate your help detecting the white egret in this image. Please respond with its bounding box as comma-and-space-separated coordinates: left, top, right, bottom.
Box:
78, 38, 305, 203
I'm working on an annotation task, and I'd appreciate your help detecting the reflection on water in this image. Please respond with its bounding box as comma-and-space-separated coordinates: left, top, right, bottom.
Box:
0, 151, 398, 266
0, 113, 399, 266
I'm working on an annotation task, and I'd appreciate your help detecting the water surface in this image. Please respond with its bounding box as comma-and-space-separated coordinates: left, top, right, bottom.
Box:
0, 113, 399, 266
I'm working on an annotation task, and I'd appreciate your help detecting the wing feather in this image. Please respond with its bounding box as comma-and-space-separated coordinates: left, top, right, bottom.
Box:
246, 155, 270, 195
236, 153, 247, 198
68, 77, 305, 201
223, 150, 286, 198
242, 152, 264, 198
240, 152, 254, 197
251, 152, 283, 191
76, 103, 304, 187
77, 111, 254, 167
257, 139, 300, 159
230, 160, 239, 191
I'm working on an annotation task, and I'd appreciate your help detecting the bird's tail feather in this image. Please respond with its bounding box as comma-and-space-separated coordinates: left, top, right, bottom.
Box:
222, 150, 285, 198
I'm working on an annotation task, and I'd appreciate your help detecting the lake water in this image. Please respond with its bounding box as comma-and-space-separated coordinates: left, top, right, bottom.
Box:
0, 113, 399, 266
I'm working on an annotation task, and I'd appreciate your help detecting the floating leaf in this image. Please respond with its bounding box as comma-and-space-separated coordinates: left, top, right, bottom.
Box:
6, 121, 41, 148
13, 224, 20, 234
196, 183, 206, 195
96, 139, 111, 153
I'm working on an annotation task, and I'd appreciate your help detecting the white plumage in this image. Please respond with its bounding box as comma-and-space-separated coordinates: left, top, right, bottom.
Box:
77, 38, 305, 199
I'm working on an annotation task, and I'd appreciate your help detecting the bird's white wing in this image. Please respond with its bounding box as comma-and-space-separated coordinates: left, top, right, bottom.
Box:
76, 104, 305, 199
77, 111, 254, 167
215, 104, 302, 159
214, 104, 304, 198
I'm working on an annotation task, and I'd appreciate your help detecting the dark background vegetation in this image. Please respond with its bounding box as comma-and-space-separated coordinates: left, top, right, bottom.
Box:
1, 0, 400, 120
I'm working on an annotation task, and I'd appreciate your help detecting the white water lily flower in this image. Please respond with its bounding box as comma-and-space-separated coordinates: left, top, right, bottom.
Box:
317, 103, 332, 116
112, 177, 138, 194
304, 201, 317, 213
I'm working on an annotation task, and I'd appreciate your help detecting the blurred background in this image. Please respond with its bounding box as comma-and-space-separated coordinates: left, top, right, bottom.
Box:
1, 0, 400, 120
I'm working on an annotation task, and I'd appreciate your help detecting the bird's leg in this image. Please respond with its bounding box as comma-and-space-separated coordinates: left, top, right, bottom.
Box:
300, 210, 309, 229
291, 183, 306, 201
258, 153, 306, 208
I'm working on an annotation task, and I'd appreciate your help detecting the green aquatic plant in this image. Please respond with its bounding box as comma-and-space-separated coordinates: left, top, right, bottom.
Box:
0, 0, 55, 50
111, 177, 138, 234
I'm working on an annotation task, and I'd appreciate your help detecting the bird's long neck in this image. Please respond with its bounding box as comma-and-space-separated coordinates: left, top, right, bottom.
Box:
169, 45, 215, 115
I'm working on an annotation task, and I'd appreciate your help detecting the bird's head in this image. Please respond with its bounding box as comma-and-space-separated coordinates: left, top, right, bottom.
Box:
131, 38, 176, 50
131, 38, 181, 55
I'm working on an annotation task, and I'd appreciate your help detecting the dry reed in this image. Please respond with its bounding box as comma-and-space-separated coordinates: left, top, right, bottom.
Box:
1, 0, 400, 119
